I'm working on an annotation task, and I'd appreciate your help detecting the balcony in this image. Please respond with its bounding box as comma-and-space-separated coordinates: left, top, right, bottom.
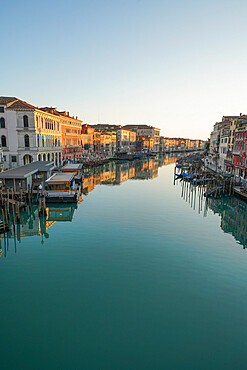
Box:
16, 126, 35, 131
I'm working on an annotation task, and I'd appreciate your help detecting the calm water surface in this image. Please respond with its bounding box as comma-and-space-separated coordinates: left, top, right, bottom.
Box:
0, 156, 247, 369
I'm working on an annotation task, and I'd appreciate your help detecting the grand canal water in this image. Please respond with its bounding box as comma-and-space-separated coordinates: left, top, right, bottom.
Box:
1, 155, 247, 369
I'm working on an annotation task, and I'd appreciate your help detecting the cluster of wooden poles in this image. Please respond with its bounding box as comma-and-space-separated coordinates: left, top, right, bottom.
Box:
175, 155, 238, 198
0, 185, 46, 234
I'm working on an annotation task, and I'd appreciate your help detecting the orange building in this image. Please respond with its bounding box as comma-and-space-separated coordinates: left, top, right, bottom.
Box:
136, 136, 154, 152
40, 107, 83, 162
81, 124, 95, 151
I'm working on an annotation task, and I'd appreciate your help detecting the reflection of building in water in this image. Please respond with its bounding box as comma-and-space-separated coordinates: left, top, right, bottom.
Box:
180, 176, 247, 249
207, 197, 247, 248
1, 205, 56, 240
0, 206, 55, 258
81, 156, 177, 193
0, 155, 178, 258
0, 203, 78, 257
46, 204, 77, 222
134, 159, 158, 180
161, 155, 179, 167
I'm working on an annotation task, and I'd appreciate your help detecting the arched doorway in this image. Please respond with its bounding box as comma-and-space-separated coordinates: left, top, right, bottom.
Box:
23, 154, 33, 165
38, 154, 41, 161
43, 154, 46, 161
47, 153, 50, 161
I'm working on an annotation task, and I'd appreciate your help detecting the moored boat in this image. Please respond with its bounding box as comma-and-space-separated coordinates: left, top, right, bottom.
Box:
45, 173, 81, 203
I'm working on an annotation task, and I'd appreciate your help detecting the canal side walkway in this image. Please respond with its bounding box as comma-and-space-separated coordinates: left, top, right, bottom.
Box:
204, 159, 247, 201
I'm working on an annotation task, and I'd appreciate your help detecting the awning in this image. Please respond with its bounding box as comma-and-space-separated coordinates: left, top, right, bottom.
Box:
225, 163, 233, 167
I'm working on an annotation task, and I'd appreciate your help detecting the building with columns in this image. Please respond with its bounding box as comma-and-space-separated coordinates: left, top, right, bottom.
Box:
0, 97, 63, 169
39, 107, 83, 162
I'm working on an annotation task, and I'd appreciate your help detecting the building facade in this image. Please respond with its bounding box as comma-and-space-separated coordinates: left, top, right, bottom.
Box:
0, 97, 63, 169
123, 125, 160, 152
39, 107, 83, 162
232, 120, 247, 179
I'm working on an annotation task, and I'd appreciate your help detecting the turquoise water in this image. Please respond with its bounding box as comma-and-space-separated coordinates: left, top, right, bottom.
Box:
1, 156, 247, 369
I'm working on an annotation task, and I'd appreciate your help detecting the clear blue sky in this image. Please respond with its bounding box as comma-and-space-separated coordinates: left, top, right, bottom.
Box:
2, 0, 247, 139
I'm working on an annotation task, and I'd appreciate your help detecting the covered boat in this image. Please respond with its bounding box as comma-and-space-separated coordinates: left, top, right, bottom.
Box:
45, 173, 81, 203
62, 163, 83, 184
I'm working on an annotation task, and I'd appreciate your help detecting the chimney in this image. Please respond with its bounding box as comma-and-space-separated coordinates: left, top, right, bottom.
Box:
240, 113, 242, 116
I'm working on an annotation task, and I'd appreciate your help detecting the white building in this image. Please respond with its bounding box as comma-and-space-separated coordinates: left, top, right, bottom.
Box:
218, 123, 230, 171
0, 97, 63, 169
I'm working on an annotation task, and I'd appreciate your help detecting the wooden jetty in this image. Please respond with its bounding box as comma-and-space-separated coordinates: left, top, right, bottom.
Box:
174, 153, 237, 199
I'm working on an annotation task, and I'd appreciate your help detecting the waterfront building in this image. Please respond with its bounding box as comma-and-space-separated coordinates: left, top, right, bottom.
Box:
116, 128, 136, 153
100, 132, 114, 157
163, 137, 179, 151
225, 115, 247, 171
185, 139, 194, 149
81, 124, 95, 152
92, 127, 117, 157
0, 161, 54, 191
218, 122, 230, 171
177, 139, 186, 151
232, 120, 247, 179
92, 125, 137, 154
209, 120, 229, 169
123, 125, 160, 152
209, 114, 247, 174
0, 97, 63, 169
136, 136, 154, 153
159, 136, 166, 152
39, 108, 83, 162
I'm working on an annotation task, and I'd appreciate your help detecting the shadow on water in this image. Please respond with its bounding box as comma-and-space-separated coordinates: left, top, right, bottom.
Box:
176, 175, 247, 249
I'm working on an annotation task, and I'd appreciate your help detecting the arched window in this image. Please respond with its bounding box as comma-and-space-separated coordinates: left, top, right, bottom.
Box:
43, 154, 46, 161
24, 134, 30, 147
0, 117, 5, 128
23, 115, 28, 127
1, 135, 6, 147
38, 154, 41, 161
47, 153, 50, 161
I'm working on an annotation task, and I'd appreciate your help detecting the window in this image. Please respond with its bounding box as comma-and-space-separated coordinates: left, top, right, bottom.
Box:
12, 156, 17, 163
0, 107, 4, 113
23, 115, 28, 128
24, 134, 30, 147
0, 117, 5, 128
1, 135, 7, 147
